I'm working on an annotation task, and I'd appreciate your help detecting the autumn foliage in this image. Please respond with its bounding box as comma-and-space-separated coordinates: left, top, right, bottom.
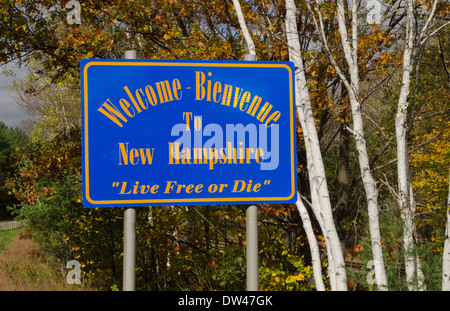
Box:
1, 0, 449, 291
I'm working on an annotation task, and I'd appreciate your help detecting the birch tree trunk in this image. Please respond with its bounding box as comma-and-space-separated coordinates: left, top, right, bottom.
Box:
286, 0, 347, 291
307, 0, 388, 290
233, 0, 336, 292
338, 0, 389, 291
396, 0, 428, 291
443, 170, 450, 290
231, 0, 256, 56
295, 194, 326, 291
301, 117, 338, 290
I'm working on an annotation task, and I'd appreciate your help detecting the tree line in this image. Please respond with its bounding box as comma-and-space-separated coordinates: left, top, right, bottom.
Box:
0, 0, 449, 290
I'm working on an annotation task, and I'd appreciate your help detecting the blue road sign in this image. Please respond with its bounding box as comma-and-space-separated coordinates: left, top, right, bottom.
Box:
81, 59, 297, 207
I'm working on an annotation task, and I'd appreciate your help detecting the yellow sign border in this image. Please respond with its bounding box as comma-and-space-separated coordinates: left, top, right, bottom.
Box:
83, 61, 296, 205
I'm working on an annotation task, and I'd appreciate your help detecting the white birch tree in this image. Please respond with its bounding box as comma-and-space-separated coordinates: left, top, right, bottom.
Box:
395, 0, 424, 291
286, 0, 348, 291
395, 0, 440, 291
306, 0, 388, 290
232, 0, 340, 291
443, 170, 450, 290
231, 0, 256, 57
295, 194, 326, 291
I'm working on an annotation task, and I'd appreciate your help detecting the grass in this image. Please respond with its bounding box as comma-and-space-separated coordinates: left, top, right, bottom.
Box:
0, 231, 89, 291
0, 229, 18, 249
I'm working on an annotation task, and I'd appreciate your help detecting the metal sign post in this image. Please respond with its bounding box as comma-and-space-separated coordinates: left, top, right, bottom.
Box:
246, 204, 258, 291
244, 53, 259, 291
123, 206, 136, 291
123, 50, 137, 291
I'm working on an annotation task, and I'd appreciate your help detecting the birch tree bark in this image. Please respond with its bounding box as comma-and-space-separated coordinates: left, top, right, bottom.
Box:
232, 0, 337, 290
301, 115, 338, 290
396, 0, 439, 291
443, 170, 450, 290
395, 0, 421, 290
231, 0, 256, 56
338, 0, 388, 290
295, 194, 326, 291
307, 0, 388, 290
286, 0, 348, 291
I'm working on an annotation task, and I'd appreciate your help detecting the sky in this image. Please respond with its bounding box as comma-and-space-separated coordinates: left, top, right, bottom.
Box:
0, 62, 27, 129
